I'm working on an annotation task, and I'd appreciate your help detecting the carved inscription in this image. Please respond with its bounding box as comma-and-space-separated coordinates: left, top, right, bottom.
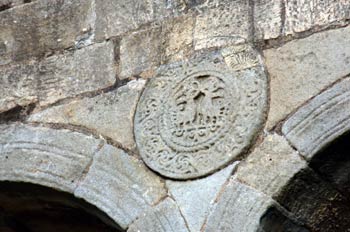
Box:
134, 47, 267, 179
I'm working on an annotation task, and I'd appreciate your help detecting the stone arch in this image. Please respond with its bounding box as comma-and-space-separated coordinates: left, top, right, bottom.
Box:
256, 77, 350, 231
0, 123, 167, 231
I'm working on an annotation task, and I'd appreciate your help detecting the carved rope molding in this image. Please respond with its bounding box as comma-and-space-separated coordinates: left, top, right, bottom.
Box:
282, 77, 350, 160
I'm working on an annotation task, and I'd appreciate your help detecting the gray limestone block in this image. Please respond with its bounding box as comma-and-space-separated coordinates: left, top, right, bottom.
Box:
119, 26, 162, 79
119, 15, 195, 79
235, 134, 306, 197
74, 144, 167, 229
204, 179, 275, 232
28, 79, 146, 151
264, 25, 350, 129
254, 0, 283, 40
284, 0, 350, 35
94, 0, 182, 41
127, 198, 189, 232
0, 0, 95, 65
166, 162, 239, 232
0, 123, 102, 193
193, 0, 251, 50
0, 41, 116, 113
282, 77, 350, 160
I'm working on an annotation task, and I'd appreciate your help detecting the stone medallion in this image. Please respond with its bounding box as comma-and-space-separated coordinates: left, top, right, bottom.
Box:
134, 45, 268, 179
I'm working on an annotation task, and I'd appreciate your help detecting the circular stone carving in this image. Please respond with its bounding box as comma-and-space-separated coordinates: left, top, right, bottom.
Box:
134, 46, 267, 179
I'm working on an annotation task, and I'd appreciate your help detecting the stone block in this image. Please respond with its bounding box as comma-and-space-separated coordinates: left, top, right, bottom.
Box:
94, 0, 180, 41
127, 198, 189, 232
74, 144, 167, 229
119, 26, 162, 79
265, 25, 350, 129
254, 0, 283, 40
166, 162, 238, 232
28, 79, 145, 151
0, 124, 101, 192
204, 179, 275, 232
0, 41, 116, 113
284, 0, 350, 35
282, 77, 350, 159
0, 0, 94, 65
193, 0, 251, 50
235, 134, 306, 197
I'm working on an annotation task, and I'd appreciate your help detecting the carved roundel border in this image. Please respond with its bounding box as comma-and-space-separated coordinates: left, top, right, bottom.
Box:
134, 46, 268, 179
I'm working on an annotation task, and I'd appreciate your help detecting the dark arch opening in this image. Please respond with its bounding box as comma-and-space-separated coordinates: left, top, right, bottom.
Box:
258, 131, 350, 232
0, 181, 123, 232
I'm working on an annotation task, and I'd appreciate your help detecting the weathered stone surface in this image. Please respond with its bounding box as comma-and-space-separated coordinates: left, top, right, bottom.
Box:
161, 15, 194, 64
74, 144, 167, 229
0, 0, 29, 10
254, 0, 282, 40
265, 26, 350, 129
0, 0, 95, 65
204, 179, 274, 232
119, 26, 162, 79
94, 0, 180, 41
28, 80, 145, 151
0, 124, 101, 192
134, 45, 267, 179
166, 162, 238, 232
235, 134, 306, 197
282, 77, 350, 159
0, 41, 115, 113
193, 0, 251, 50
284, 0, 350, 35
127, 198, 189, 232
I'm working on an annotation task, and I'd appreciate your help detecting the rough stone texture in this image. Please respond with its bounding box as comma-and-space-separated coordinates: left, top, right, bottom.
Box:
134, 45, 267, 179
282, 77, 350, 159
204, 179, 275, 232
74, 144, 167, 229
284, 0, 350, 35
193, 0, 251, 50
127, 198, 189, 232
0, 124, 101, 192
265, 25, 350, 129
0, 41, 116, 113
254, 0, 282, 40
166, 162, 238, 232
28, 80, 145, 151
120, 26, 162, 79
235, 134, 306, 197
94, 0, 181, 41
119, 15, 195, 79
0, 0, 95, 65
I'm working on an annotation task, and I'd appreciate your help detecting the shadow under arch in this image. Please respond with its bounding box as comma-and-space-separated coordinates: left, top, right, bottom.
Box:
0, 181, 123, 232
258, 78, 350, 232
259, 131, 350, 232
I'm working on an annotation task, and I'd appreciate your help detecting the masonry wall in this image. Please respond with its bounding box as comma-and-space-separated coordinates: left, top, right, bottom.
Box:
0, 0, 350, 231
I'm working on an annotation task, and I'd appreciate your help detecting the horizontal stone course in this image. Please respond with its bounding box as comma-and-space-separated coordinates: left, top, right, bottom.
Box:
0, 0, 95, 65
0, 41, 116, 113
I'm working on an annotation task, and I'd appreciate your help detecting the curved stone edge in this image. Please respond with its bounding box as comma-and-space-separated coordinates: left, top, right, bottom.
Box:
282, 77, 350, 160
0, 123, 101, 193
0, 123, 168, 230
74, 143, 167, 229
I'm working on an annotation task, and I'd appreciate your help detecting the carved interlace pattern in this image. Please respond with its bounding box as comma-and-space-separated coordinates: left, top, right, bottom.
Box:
134, 47, 267, 179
